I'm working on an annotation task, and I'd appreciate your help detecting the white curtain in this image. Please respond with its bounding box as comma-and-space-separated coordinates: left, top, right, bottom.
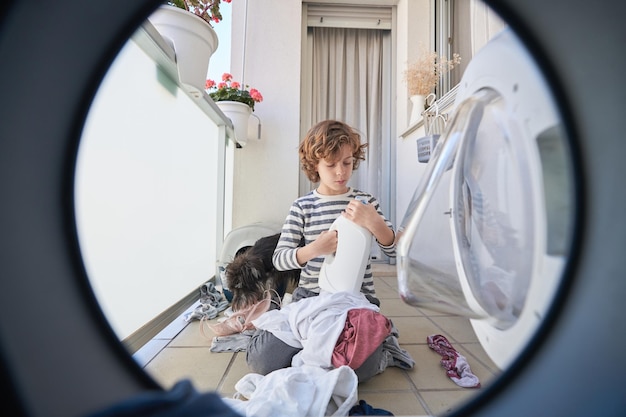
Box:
309, 26, 391, 261
310, 27, 386, 204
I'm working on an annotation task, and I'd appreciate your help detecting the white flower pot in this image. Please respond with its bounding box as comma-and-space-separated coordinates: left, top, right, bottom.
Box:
216, 101, 252, 146
149, 5, 219, 97
409, 94, 426, 125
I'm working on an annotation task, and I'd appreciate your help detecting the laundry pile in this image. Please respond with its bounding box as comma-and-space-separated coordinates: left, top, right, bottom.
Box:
209, 291, 412, 415
222, 364, 396, 416
183, 282, 229, 322
332, 308, 392, 370
223, 365, 358, 417
427, 334, 481, 388
205, 290, 286, 353
207, 291, 280, 353
183, 285, 412, 415
251, 291, 414, 371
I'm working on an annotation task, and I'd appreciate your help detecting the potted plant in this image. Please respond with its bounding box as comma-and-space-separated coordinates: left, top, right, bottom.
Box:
404, 49, 461, 124
148, 1, 232, 95
206, 73, 264, 145
206, 73, 264, 111
166, 0, 230, 27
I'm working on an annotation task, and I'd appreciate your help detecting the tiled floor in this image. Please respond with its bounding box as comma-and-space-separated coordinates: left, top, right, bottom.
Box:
134, 264, 500, 416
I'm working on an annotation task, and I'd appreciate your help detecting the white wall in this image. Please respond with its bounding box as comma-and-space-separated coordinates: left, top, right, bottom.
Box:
395, 0, 433, 224
229, 0, 304, 228
75, 38, 224, 340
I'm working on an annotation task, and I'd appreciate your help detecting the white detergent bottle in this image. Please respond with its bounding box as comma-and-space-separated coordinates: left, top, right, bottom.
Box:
319, 215, 372, 294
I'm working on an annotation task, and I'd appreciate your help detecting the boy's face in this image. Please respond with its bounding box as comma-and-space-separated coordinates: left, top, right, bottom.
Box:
316, 144, 354, 195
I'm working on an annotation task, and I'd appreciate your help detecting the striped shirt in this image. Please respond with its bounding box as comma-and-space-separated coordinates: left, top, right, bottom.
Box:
272, 188, 396, 296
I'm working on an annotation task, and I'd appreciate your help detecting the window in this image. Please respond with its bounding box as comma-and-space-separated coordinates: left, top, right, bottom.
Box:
435, 0, 506, 97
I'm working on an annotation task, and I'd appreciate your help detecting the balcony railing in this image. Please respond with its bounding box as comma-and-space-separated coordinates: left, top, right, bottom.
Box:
74, 20, 235, 351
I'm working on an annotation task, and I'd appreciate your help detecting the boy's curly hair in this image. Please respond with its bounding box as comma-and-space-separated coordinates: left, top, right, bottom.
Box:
299, 120, 368, 183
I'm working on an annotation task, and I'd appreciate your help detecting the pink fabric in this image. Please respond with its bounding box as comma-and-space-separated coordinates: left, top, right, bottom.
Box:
209, 295, 273, 336
427, 334, 481, 388
332, 309, 392, 370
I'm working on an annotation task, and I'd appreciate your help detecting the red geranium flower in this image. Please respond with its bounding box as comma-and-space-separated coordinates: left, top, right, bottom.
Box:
205, 72, 264, 111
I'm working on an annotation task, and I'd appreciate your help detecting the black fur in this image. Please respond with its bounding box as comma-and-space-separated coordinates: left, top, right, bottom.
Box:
225, 234, 300, 312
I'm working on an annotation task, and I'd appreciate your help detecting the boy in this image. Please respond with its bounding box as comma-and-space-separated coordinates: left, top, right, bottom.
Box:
273, 119, 396, 304
245, 120, 405, 381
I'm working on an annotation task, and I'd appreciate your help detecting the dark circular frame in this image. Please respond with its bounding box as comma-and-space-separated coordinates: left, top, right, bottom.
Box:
0, 0, 625, 416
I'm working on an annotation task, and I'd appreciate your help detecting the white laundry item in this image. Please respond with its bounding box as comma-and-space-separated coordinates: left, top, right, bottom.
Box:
251, 291, 379, 368
450, 354, 481, 388
223, 365, 358, 417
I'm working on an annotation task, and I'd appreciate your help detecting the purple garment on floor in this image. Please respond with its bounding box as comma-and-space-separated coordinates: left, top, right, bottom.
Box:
427, 334, 481, 388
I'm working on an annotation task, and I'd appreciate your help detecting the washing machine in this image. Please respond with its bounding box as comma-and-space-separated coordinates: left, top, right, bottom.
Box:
398, 28, 572, 370
0, 1, 625, 417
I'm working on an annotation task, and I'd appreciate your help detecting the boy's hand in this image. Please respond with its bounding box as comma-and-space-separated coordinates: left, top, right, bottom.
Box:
295, 229, 338, 266
343, 199, 395, 247
343, 199, 378, 229
313, 229, 338, 256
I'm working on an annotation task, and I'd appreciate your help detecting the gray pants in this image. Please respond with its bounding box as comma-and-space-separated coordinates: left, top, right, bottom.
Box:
246, 329, 384, 382
246, 286, 385, 383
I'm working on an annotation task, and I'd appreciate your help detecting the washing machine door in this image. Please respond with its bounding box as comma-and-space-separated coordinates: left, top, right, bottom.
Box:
397, 29, 574, 369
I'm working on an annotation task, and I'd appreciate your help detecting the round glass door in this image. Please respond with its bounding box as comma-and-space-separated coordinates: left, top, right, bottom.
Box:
397, 29, 574, 369
451, 88, 535, 330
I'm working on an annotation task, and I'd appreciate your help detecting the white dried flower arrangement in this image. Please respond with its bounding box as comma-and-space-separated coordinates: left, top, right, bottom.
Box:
404, 50, 461, 96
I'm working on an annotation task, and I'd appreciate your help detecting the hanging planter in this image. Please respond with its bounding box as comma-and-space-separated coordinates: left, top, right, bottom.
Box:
206, 73, 264, 147
216, 101, 252, 146
148, 5, 219, 97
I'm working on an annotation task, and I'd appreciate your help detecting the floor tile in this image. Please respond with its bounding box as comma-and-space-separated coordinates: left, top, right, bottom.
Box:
371, 263, 397, 276
153, 303, 200, 340
428, 316, 480, 343
167, 320, 216, 347
420, 389, 482, 416
415, 307, 454, 317
376, 282, 402, 300
133, 338, 169, 367
392, 316, 444, 345
218, 352, 251, 397
143, 346, 228, 392
378, 275, 400, 291
403, 345, 462, 390
380, 298, 424, 317
359, 367, 413, 392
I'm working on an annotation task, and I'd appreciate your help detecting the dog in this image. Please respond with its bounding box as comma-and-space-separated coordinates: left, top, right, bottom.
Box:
225, 233, 300, 312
